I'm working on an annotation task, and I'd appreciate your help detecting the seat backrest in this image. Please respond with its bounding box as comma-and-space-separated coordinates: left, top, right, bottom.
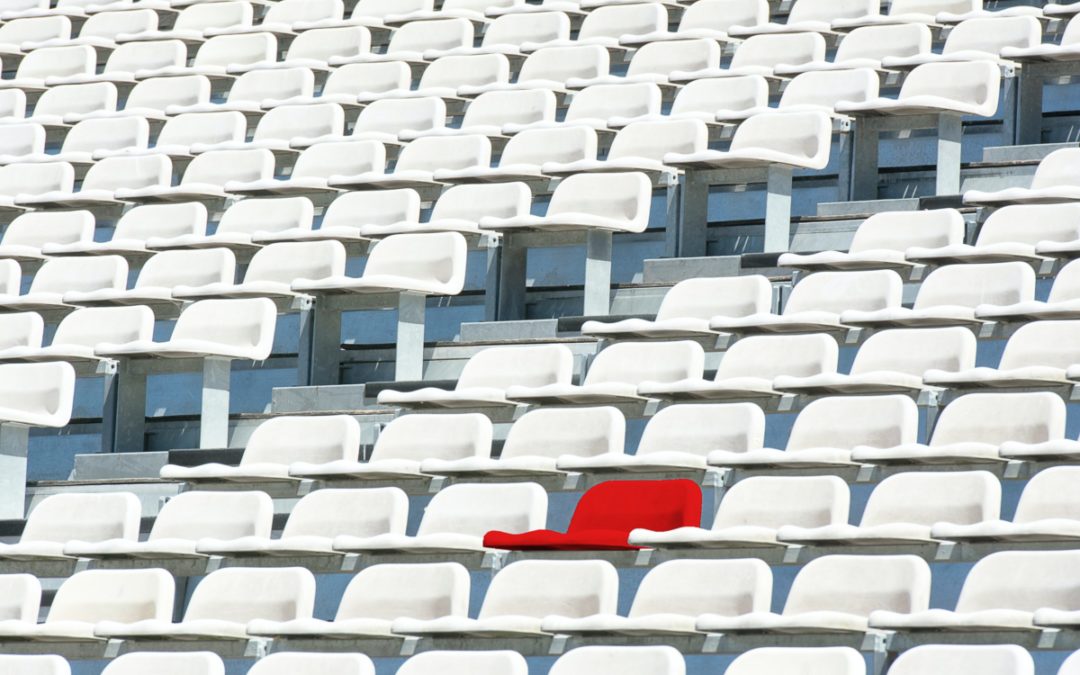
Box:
262, 0, 343, 25
184, 567, 316, 623
457, 344, 574, 389
715, 333, 838, 380
321, 188, 419, 229
672, 76, 768, 116
0, 16, 70, 44
726, 648, 865, 675
788, 394, 918, 451
0, 123, 45, 157
292, 140, 386, 179
105, 39, 185, 74
784, 270, 901, 314
547, 172, 652, 231
0, 313, 43, 351
1032, 148, 1080, 190
115, 202, 208, 243
914, 262, 1035, 309
578, 3, 666, 41
519, 45, 609, 83
243, 240, 344, 285
638, 402, 765, 457
395, 134, 490, 173
324, 62, 410, 97
955, 550, 1080, 613
126, 75, 211, 112
149, 490, 273, 541
172, 1, 253, 33
566, 82, 661, 124
334, 562, 469, 621
229, 67, 314, 104
285, 25, 369, 62
253, 103, 344, 144
976, 203, 1080, 247
48, 569, 174, 624
136, 247, 234, 289
462, 89, 555, 129
1048, 259, 1080, 303
712, 475, 849, 529
629, 559, 771, 617
194, 32, 276, 68
500, 126, 596, 166
399, 652, 527, 675
931, 392, 1066, 446
21, 491, 140, 543
243, 414, 359, 466
64, 117, 148, 157
502, 406, 624, 460
549, 647, 684, 675
566, 479, 701, 534
887, 0, 977, 15
102, 653, 225, 675
52, 306, 153, 348
182, 148, 274, 186
583, 340, 704, 386
1063, 13, 1080, 48
835, 23, 932, 63
627, 38, 719, 76
387, 17, 472, 54
1013, 467, 1080, 524
248, 654, 372, 675
417, 482, 548, 537
888, 645, 1033, 675
0, 655, 69, 675
783, 555, 931, 616
0, 361, 75, 427
482, 12, 568, 48
851, 327, 977, 376
421, 52, 512, 90
157, 111, 247, 148
2, 210, 94, 248
281, 487, 408, 539
942, 15, 1040, 55
169, 298, 277, 360
899, 61, 1000, 117
34, 81, 117, 117
0, 161, 73, 198
998, 320, 1080, 370
0, 89, 24, 120
656, 275, 772, 321
82, 154, 172, 192
350, 0, 433, 17
480, 560, 618, 618
779, 68, 879, 109
849, 208, 964, 252
609, 119, 707, 162
355, 97, 445, 136
218, 197, 313, 237
29, 256, 127, 294
729, 32, 826, 70
728, 110, 832, 169
362, 231, 468, 294
860, 471, 1000, 527
370, 413, 491, 463
17, 44, 93, 79
788, 0, 875, 22
678, 0, 767, 32
430, 182, 531, 223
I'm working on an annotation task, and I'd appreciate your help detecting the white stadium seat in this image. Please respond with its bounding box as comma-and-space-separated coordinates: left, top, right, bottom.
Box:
724, 648, 865, 675
101, 653, 225, 675
548, 647, 685, 675
887, 645, 1033, 675
0, 655, 70, 675
247, 653, 374, 675
631, 475, 848, 548
0, 492, 140, 560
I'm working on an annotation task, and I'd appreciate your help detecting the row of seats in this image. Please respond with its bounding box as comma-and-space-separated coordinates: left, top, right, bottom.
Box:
20, 467, 1080, 561
10, 547, 1080, 640
6, 644, 1062, 675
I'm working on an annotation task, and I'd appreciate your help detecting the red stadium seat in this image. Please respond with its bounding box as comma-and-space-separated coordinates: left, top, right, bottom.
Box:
483, 479, 702, 550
